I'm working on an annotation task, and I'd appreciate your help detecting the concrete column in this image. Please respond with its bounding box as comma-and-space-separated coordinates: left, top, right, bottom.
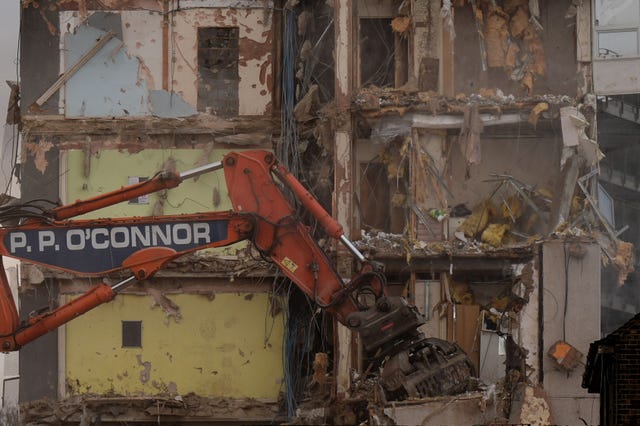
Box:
542, 241, 600, 425
333, 0, 355, 398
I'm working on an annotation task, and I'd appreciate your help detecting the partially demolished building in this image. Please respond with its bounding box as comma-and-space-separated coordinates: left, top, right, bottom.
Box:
4, 0, 639, 425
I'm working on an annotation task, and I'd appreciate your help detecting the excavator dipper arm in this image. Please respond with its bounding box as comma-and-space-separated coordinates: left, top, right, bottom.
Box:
0, 150, 473, 399
0, 150, 364, 350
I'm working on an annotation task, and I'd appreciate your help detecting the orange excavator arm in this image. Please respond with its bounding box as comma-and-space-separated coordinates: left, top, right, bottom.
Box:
0, 150, 473, 399
0, 150, 372, 351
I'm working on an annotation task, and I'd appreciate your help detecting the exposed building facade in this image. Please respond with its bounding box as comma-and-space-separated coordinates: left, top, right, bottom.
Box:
2, 0, 637, 424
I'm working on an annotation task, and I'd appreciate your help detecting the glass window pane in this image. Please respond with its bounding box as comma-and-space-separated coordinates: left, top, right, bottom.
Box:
596, 0, 640, 27
598, 31, 638, 57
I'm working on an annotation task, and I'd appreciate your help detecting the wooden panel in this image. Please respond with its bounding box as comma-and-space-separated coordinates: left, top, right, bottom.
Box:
448, 304, 481, 374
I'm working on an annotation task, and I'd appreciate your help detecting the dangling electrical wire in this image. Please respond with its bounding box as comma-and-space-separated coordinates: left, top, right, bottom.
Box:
278, 7, 302, 179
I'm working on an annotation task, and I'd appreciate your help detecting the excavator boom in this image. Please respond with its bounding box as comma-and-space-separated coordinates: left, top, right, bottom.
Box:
0, 150, 473, 399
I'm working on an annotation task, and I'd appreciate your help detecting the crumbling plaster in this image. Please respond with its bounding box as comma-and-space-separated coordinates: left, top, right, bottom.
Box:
64, 24, 150, 117
60, 13, 196, 117
61, 10, 163, 90
516, 260, 540, 384
64, 292, 284, 399
170, 8, 273, 115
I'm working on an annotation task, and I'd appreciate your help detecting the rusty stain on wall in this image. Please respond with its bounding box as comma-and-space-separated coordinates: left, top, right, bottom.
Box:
170, 7, 273, 115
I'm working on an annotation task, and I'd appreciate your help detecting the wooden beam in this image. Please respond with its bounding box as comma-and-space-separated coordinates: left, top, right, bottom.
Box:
441, 14, 455, 96
33, 31, 115, 109
576, 0, 592, 62
548, 154, 585, 234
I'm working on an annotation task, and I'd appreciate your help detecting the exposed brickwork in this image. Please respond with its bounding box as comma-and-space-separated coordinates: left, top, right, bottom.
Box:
609, 315, 640, 425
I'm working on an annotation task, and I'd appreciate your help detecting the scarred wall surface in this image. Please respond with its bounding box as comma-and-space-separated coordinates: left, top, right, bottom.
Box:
64, 292, 284, 398
64, 25, 152, 117
170, 8, 273, 115
59, 148, 283, 399
60, 12, 197, 118
63, 148, 250, 254
542, 241, 600, 425
64, 148, 234, 218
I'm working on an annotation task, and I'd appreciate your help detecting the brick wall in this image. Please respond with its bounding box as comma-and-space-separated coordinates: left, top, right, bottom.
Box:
615, 319, 640, 425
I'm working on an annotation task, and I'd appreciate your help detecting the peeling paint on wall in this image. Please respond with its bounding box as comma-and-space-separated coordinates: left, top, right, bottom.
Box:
63, 23, 195, 118
171, 8, 273, 115
121, 11, 163, 88
24, 140, 54, 174
64, 293, 284, 398
149, 90, 198, 117
145, 286, 182, 325
65, 25, 150, 117
136, 354, 152, 384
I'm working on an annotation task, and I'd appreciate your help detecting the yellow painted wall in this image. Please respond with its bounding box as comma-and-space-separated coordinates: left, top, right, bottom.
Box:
63, 149, 284, 398
64, 148, 246, 253
65, 149, 234, 218
65, 292, 284, 398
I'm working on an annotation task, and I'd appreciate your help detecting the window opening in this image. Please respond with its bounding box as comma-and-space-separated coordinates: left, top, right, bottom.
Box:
122, 320, 142, 348
360, 18, 407, 87
197, 27, 239, 115
594, 0, 640, 58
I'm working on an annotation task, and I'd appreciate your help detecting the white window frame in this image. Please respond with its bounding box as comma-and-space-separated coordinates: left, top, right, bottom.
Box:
593, 0, 640, 60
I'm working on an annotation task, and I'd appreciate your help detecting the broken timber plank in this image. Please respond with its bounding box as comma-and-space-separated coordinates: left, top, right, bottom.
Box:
33, 31, 115, 109
548, 154, 585, 234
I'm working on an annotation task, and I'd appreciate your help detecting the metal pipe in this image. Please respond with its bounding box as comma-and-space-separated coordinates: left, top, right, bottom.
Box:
339, 235, 366, 263
111, 276, 137, 292
179, 161, 224, 181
